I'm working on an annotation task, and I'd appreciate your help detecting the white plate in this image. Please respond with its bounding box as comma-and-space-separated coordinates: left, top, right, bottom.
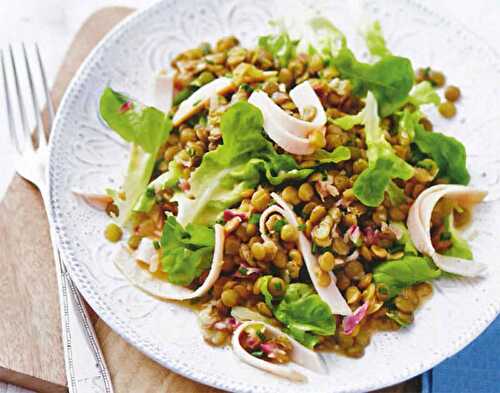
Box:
48, 0, 500, 392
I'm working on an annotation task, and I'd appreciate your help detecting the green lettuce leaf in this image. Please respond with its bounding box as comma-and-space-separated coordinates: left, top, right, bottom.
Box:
274, 283, 335, 348
364, 21, 391, 58
299, 17, 346, 60
397, 108, 421, 141
309, 146, 351, 164
99, 88, 173, 223
160, 216, 214, 286
408, 81, 440, 107
333, 46, 414, 116
413, 125, 470, 185
258, 275, 277, 309
174, 101, 311, 226
344, 92, 414, 206
258, 27, 298, 67
443, 214, 473, 260
134, 161, 183, 213
373, 256, 441, 298
386, 181, 407, 206
390, 222, 418, 255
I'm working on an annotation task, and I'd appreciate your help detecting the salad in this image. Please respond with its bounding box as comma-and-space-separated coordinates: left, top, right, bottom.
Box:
83, 17, 488, 381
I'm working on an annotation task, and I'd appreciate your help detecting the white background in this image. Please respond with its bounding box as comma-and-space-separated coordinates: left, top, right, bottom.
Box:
0, 1, 499, 392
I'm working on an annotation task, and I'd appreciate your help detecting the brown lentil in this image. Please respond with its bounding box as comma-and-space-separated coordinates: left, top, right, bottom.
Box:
444, 85, 461, 102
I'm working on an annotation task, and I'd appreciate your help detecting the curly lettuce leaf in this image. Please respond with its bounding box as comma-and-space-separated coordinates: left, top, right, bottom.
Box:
373, 256, 441, 299
333, 46, 414, 116
258, 26, 298, 67
99, 88, 173, 223
174, 101, 311, 226
309, 146, 351, 164
443, 214, 473, 260
364, 21, 391, 58
413, 124, 470, 185
275, 283, 336, 349
344, 92, 414, 206
390, 222, 418, 256
133, 161, 183, 213
408, 81, 440, 107
258, 275, 277, 309
299, 17, 346, 60
160, 216, 214, 286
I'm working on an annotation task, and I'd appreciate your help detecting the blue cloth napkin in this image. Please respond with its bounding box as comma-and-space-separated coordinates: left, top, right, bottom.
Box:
422, 315, 500, 393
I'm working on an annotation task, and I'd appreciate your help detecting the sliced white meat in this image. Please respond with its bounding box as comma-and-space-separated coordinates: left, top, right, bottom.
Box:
232, 321, 326, 382
249, 92, 313, 155
114, 224, 225, 300
407, 184, 487, 277
267, 193, 352, 316
173, 77, 235, 126
72, 189, 112, 210
248, 81, 326, 155
152, 69, 174, 112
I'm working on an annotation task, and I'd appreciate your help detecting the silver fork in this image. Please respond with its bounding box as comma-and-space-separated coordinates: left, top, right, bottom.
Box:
1, 44, 114, 393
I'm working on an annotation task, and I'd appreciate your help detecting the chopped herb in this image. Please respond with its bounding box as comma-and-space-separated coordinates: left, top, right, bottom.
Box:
238, 266, 248, 275
311, 243, 319, 254
241, 83, 253, 93
256, 329, 266, 341
274, 281, 283, 290
249, 213, 261, 225
440, 231, 452, 241
186, 147, 196, 157
297, 223, 306, 231
251, 350, 264, 358
192, 98, 202, 106
273, 219, 287, 233
321, 169, 329, 181
153, 240, 161, 250
145, 187, 155, 198
387, 243, 405, 254
173, 86, 196, 106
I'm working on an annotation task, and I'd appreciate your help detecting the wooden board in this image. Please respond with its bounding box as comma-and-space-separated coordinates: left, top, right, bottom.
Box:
0, 6, 420, 393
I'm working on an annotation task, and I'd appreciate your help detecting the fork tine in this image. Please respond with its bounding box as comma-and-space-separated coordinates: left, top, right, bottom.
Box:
8, 45, 32, 150
22, 43, 46, 147
1, 50, 21, 153
35, 43, 55, 132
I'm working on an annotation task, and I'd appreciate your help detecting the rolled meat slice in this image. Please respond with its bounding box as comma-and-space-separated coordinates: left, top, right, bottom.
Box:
114, 224, 225, 300
248, 81, 326, 155
173, 77, 235, 126
407, 184, 487, 277
232, 321, 326, 382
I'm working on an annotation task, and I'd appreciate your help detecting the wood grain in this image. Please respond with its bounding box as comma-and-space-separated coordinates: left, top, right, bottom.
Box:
0, 6, 420, 393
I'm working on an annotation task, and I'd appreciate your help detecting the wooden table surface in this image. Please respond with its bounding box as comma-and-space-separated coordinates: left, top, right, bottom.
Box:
0, 6, 420, 393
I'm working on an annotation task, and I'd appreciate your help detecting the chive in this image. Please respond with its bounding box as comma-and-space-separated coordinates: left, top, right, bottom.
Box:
173, 86, 197, 106
238, 267, 248, 275
440, 231, 452, 241
273, 219, 287, 233
241, 83, 253, 93
251, 350, 264, 358
153, 240, 161, 250
145, 187, 155, 198
256, 330, 266, 341
297, 223, 306, 231
274, 282, 282, 290
249, 213, 261, 225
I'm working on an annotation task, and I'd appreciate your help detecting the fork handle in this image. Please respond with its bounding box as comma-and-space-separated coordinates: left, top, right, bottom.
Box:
43, 193, 114, 393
